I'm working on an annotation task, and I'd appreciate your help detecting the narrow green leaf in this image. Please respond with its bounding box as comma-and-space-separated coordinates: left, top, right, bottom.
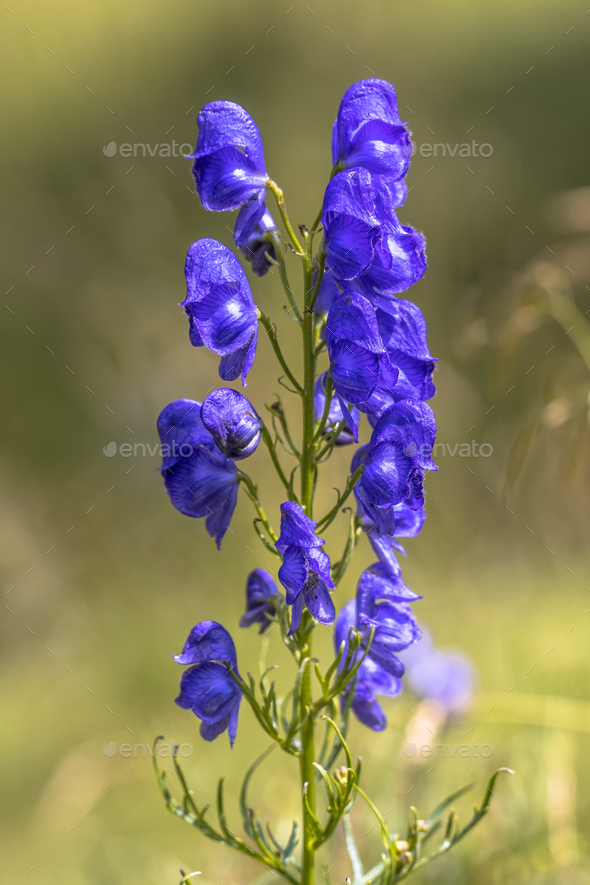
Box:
239, 745, 275, 839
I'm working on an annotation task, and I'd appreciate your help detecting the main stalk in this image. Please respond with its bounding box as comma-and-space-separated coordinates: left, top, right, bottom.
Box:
299, 237, 318, 885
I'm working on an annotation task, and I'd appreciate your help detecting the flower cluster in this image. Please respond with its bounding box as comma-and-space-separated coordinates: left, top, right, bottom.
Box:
158, 79, 440, 743
152, 78, 506, 885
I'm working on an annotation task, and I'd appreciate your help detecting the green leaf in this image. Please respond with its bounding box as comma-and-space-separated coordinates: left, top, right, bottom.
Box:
239, 745, 275, 840
425, 781, 474, 827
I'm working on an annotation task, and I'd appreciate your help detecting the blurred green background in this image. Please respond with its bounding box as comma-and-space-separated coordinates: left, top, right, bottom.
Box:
2, 0, 590, 882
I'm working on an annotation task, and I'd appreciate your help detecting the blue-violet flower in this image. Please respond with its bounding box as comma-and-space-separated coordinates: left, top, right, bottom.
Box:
335, 600, 402, 731
401, 630, 474, 715
322, 169, 426, 303
332, 79, 412, 180
275, 502, 335, 634
234, 204, 277, 277
355, 401, 437, 533
182, 238, 259, 385
240, 568, 282, 632
190, 101, 269, 213
201, 388, 263, 461
157, 399, 239, 549
174, 620, 242, 746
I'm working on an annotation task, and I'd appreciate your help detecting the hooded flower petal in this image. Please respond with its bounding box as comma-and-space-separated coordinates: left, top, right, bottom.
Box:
275, 503, 335, 632
325, 291, 400, 412
332, 80, 411, 179
275, 501, 325, 552
157, 398, 211, 470
201, 389, 263, 461
240, 568, 281, 631
334, 600, 401, 731
326, 291, 384, 353
191, 101, 268, 211
322, 170, 380, 281
356, 561, 421, 606
173, 620, 237, 667
174, 620, 242, 747
234, 202, 277, 277
328, 340, 381, 405
162, 442, 238, 549
314, 270, 341, 315
186, 284, 258, 355
218, 333, 258, 385
182, 239, 259, 384
176, 662, 242, 747
354, 215, 427, 302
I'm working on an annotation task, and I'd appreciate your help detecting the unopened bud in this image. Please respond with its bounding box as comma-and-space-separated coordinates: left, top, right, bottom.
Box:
417, 820, 428, 832
395, 840, 409, 852
335, 765, 348, 786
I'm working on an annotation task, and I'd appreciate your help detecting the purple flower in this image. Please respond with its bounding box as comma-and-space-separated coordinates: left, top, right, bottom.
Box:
234, 204, 277, 277
275, 502, 335, 634
356, 563, 422, 670
374, 300, 437, 404
334, 561, 422, 731
355, 401, 437, 532
314, 271, 341, 315
335, 600, 402, 731
201, 388, 263, 461
358, 499, 427, 575
240, 568, 282, 632
322, 169, 426, 302
401, 630, 474, 714
190, 101, 268, 212
157, 399, 239, 549
332, 79, 412, 180
314, 373, 358, 446
182, 238, 259, 385
325, 290, 400, 438
174, 621, 242, 746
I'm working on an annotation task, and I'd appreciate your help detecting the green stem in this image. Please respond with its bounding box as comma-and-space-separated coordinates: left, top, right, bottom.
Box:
259, 314, 303, 394
300, 645, 316, 885
267, 180, 304, 254
238, 473, 278, 543
261, 426, 291, 493
316, 466, 363, 532
266, 230, 304, 323
300, 239, 317, 515
312, 374, 333, 444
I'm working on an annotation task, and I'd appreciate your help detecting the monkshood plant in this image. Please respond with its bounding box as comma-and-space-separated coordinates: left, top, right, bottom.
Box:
153, 80, 511, 885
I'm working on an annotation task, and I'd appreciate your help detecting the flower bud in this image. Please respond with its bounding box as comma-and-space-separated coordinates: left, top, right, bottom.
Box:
201, 389, 263, 461
334, 765, 349, 786
395, 841, 409, 853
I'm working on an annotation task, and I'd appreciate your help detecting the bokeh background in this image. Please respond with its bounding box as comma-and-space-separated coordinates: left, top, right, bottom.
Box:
2, 0, 590, 882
